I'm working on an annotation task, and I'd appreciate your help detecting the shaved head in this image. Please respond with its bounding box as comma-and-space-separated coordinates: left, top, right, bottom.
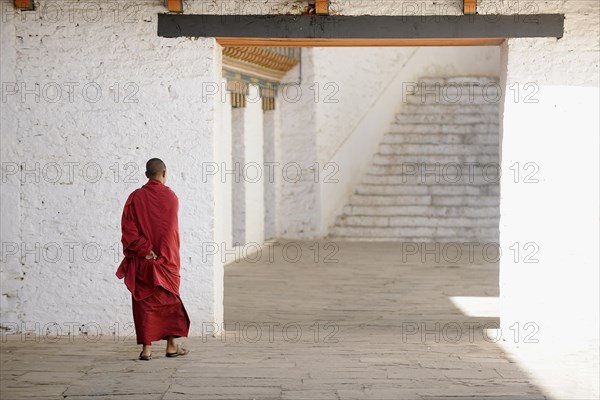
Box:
145, 158, 166, 180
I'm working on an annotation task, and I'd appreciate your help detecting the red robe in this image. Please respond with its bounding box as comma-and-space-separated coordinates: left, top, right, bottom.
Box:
116, 179, 190, 345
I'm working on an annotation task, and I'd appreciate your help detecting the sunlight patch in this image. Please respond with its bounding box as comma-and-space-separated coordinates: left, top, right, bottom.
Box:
449, 296, 499, 318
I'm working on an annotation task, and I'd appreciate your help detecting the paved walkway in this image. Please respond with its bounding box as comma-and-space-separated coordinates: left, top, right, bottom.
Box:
0, 242, 587, 399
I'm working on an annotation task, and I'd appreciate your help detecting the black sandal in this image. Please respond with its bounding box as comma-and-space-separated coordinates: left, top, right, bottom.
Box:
166, 345, 189, 358
139, 351, 152, 361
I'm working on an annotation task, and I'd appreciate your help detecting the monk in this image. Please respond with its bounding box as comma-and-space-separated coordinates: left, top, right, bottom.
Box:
116, 158, 190, 360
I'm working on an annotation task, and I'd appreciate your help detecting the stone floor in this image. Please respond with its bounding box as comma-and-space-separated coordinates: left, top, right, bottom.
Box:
0, 242, 595, 399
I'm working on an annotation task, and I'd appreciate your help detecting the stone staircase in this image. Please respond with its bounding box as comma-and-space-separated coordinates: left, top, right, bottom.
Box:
329, 77, 500, 242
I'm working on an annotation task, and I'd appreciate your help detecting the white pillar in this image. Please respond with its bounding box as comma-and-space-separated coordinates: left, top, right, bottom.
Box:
232, 107, 247, 245
263, 108, 280, 240
499, 40, 600, 345
231, 86, 265, 246
212, 74, 233, 326
277, 50, 322, 238
244, 88, 265, 245
0, 10, 21, 325
216, 78, 233, 251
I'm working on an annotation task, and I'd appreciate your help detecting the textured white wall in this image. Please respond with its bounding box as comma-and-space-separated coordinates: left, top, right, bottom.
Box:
231, 108, 247, 245
263, 109, 281, 240
0, 0, 19, 325
498, 1, 599, 345
0, 0, 223, 336
313, 48, 413, 165
329, 0, 464, 15
277, 53, 321, 239
315, 46, 501, 166
186, 0, 306, 15
495, 2, 599, 396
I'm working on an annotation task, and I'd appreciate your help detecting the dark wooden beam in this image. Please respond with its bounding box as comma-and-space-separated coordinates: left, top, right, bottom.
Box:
158, 14, 565, 41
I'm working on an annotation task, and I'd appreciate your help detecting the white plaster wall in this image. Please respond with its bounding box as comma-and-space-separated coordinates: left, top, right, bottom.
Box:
0, 0, 223, 336
0, 0, 20, 325
401, 46, 500, 81
328, 0, 477, 15
315, 46, 500, 165
186, 0, 306, 15
313, 48, 413, 165
496, 1, 599, 396
263, 108, 281, 240
231, 108, 247, 245
498, 1, 599, 345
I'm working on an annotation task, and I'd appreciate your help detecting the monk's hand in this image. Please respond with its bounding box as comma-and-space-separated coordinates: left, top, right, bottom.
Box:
145, 251, 158, 260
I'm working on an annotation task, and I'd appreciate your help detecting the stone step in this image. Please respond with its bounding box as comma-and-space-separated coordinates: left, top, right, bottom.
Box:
405, 77, 500, 93
381, 132, 498, 145
378, 143, 498, 156
349, 194, 433, 206
341, 204, 499, 218
361, 173, 500, 185
403, 77, 499, 94
371, 154, 499, 165
329, 76, 500, 242
404, 94, 500, 105
335, 215, 499, 228
348, 194, 500, 207
355, 184, 499, 196
432, 195, 500, 207
399, 103, 499, 115
395, 112, 499, 124
367, 163, 499, 176
389, 122, 498, 134
328, 235, 499, 243
411, 84, 501, 98
418, 76, 499, 86
329, 225, 499, 239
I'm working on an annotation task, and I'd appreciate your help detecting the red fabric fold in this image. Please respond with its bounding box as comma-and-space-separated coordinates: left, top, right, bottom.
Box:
132, 286, 190, 345
116, 179, 181, 301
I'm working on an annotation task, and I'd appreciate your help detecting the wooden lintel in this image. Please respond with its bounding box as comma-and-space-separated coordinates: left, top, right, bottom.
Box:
14, 0, 34, 10
315, 0, 329, 15
167, 0, 183, 13
464, 0, 477, 15
216, 37, 505, 47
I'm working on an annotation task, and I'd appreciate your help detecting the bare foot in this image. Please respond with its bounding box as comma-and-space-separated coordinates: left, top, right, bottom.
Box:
166, 336, 177, 354
141, 345, 152, 357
